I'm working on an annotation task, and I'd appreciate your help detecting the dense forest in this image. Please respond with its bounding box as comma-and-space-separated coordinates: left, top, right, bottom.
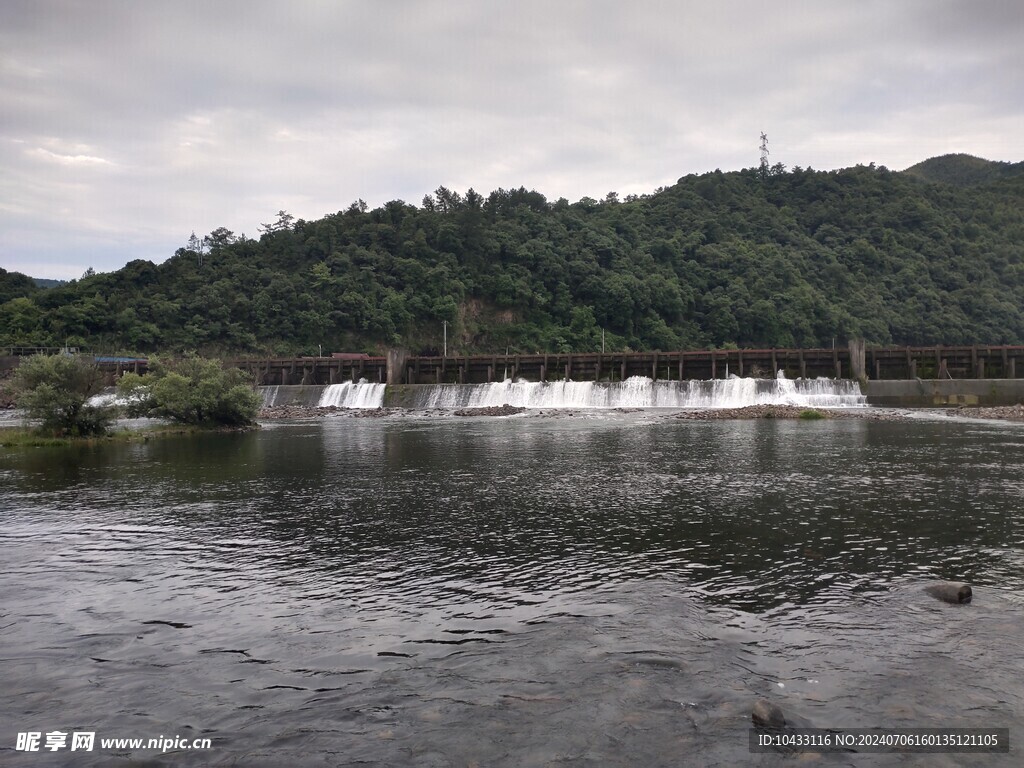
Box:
2, 154, 1023, 356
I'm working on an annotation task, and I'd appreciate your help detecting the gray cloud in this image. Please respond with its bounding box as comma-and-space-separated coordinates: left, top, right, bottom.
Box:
1, 0, 1021, 278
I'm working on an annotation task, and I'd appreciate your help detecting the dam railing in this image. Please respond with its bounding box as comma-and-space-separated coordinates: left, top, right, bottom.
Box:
227, 344, 1023, 386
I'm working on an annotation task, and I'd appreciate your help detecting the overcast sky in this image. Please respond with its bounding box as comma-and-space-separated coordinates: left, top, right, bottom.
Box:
1, 0, 1022, 280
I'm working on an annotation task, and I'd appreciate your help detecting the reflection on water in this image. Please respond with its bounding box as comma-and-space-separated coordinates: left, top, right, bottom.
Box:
1, 415, 1023, 766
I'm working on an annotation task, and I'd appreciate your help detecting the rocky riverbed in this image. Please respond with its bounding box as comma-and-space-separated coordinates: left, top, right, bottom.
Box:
259, 405, 402, 419
944, 404, 1024, 422
453, 404, 527, 417
671, 404, 912, 421
258, 403, 530, 419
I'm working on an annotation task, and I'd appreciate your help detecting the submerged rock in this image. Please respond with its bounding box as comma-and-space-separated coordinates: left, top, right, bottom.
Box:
751, 699, 816, 730
924, 582, 973, 604
751, 699, 786, 729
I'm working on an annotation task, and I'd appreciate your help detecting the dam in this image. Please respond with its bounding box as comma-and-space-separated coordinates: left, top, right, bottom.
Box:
260, 373, 868, 410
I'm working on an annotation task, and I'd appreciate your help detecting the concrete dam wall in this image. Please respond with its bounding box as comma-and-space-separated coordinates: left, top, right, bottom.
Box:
863, 379, 1024, 407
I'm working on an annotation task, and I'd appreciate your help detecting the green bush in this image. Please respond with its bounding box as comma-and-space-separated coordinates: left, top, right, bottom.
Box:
799, 409, 826, 420
118, 355, 259, 427
14, 354, 115, 436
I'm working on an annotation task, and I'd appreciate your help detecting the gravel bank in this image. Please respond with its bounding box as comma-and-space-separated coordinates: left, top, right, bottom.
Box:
672, 405, 910, 421
944, 405, 1024, 422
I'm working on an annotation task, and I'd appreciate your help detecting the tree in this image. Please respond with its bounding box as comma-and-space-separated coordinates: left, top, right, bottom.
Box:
118, 355, 260, 427
186, 231, 206, 267
14, 354, 115, 436
259, 210, 295, 235
0, 268, 39, 304
203, 227, 236, 251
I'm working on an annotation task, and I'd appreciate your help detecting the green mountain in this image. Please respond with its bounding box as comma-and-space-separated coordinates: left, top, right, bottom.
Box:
32, 277, 69, 290
2, 157, 1023, 355
902, 153, 1024, 187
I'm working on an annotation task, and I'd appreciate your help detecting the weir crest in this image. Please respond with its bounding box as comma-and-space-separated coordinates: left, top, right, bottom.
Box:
260, 373, 865, 410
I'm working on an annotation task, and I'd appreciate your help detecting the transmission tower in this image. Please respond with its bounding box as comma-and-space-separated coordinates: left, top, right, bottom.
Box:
759, 132, 770, 179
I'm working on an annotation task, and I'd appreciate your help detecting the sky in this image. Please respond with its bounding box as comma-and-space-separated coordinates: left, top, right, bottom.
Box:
1, 0, 1022, 280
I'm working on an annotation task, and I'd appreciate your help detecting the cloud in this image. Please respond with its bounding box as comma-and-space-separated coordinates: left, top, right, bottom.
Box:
27, 147, 114, 166
0, 0, 1021, 279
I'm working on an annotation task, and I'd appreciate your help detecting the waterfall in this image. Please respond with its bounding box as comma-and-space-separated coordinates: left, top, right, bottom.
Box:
259, 381, 385, 408
415, 373, 865, 409
317, 381, 386, 408
260, 385, 280, 408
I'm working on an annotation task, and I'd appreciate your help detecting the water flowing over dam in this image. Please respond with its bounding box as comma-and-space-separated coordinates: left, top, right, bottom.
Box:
261, 381, 387, 408
413, 374, 865, 409
260, 374, 865, 410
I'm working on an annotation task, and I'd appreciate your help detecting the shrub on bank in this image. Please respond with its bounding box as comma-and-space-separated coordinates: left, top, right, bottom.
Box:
13, 354, 115, 436
118, 355, 260, 427
799, 409, 826, 420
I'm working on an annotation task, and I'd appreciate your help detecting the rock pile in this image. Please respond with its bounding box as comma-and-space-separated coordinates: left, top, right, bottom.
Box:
673, 404, 909, 421
946, 405, 1024, 422
259, 405, 398, 419
452, 404, 527, 417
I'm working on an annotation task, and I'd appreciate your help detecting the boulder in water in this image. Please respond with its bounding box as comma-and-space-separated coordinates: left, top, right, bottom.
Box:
924, 582, 972, 604
751, 699, 816, 730
751, 699, 786, 729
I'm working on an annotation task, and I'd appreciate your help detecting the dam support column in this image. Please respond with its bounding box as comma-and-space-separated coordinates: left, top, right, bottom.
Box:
386, 348, 408, 385
848, 339, 866, 383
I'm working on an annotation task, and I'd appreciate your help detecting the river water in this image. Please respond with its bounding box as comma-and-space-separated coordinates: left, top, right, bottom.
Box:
2, 412, 1023, 766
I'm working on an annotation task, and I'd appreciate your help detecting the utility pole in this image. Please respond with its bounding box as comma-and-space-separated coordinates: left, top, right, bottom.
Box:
443, 320, 448, 358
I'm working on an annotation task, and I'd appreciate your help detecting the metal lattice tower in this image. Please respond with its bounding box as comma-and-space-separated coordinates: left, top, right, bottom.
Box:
759, 133, 770, 178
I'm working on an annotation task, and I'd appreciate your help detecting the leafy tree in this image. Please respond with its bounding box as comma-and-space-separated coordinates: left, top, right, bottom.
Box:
259, 210, 295, 235
0, 268, 39, 304
13, 354, 114, 436
203, 227, 236, 251
118, 356, 259, 427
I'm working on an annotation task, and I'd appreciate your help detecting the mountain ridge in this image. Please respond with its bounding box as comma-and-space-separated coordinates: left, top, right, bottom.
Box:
901, 153, 1024, 187
2, 155, 1023, 355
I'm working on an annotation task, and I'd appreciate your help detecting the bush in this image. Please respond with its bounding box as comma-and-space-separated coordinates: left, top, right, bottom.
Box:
14, 354, 115, 436
799, 409, 827, 420
118, 355, 259, 427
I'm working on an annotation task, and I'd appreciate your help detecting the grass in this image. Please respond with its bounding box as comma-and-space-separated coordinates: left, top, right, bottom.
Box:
0, 431, 81, 447
0, 423, 256, 448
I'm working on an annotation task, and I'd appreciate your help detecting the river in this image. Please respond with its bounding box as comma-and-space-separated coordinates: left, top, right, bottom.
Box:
1, 412, 1023, 766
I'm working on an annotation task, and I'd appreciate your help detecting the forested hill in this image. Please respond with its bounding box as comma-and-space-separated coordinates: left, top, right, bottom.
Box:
3, 157, 1023, 356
